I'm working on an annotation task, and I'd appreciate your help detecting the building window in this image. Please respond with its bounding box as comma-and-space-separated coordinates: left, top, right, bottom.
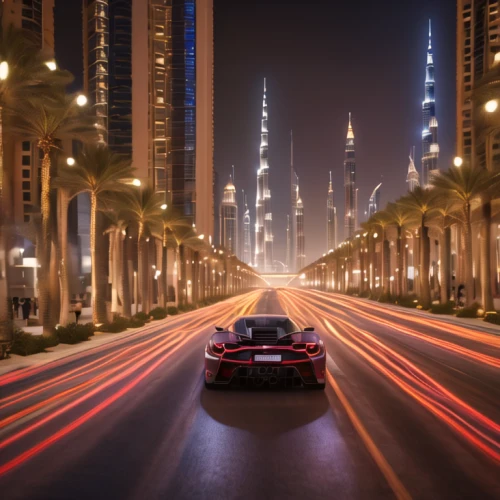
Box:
22, 155, 31, 166
24, 215, 30, 223
22, 170, 30, 178
23, 192, 31, 202
22, 181, 30, 190
22, 141, 30, 152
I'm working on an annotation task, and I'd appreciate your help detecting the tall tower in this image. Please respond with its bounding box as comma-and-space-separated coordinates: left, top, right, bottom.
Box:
368, 183, 382, 218
422, 20, 439, 187
242, 194, 252, 265
219, 176, 238, 255
327, 171, 337, 252
407, 147, 420, 192
290, 130, 299, 272
344, 113, 356, 239
286, 214, 291, 271
296, 191, 305, 271
255, 78, 273, 272
83, 0, 214, 240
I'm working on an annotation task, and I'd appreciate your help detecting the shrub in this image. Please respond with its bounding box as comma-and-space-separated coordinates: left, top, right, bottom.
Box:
359, 290, 371, 299
129, 318, 145, 328
56, 323, 95, 344
483, 312, 500, 325
430, 301, 456, 315
148, 307, 167, 320
10, 329, 48, 356
178, 303, 197, 312
133, 311, 149, 322
397, 295, 419, 309
456, 302, 481, 318
167, 306, 179, 315
377, 292, 392, 304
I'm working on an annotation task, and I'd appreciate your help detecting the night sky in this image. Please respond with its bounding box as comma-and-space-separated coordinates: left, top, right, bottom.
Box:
54, 0, 456, 266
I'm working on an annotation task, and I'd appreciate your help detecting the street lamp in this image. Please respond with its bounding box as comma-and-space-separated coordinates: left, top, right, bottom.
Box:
76, 94, 88, 107
453, 156, 463, 167
0, 61, 8, 81
45, 60, 57, 71
161, 203, 167, 210
66, 157, 76, 166
485, 99, 498, 113
132, 179, 141, 187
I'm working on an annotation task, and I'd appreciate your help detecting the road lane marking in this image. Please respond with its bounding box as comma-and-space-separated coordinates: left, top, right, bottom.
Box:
326, 369, 412, 500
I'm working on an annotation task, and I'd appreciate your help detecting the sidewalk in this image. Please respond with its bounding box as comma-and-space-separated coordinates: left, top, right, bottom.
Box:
0, 315, 168, 377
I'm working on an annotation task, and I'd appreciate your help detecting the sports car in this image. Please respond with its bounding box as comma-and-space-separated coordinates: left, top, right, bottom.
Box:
204, 314, 326, 390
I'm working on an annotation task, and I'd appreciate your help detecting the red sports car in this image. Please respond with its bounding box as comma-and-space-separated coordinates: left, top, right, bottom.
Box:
204, 314, 326, 390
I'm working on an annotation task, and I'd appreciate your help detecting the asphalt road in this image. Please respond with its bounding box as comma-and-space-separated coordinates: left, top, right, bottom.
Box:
0, 288, 499, 499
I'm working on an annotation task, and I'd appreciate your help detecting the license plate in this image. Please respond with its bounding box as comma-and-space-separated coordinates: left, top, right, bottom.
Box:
254, 354, 282, 362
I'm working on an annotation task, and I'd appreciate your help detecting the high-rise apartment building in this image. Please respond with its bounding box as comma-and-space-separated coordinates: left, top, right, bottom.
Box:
457, 1, 500, 170
407, 147, 420, 192
367, 183, 382, 218
255, 78, 273, 272
421, 20, 439, 187
219, 177, 238, 255
242, 194, 252, 265
83, 0, 214, 239
290, 131, 299, 273
344, 113, 356, 239
295, 192, 305, 271
326, 171, 336, 252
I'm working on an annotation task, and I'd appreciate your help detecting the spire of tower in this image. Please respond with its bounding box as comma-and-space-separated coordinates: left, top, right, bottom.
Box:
347, 112, 354, 139
328, 171, 333, 192
232, 165, 235, 182
428, 19, 432, 49
290, 129, 293, 168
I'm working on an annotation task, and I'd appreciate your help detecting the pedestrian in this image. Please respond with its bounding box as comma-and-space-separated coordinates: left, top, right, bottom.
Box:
22, 298, 31, 321
74, 301, 82, 324
12, 297, 19, 318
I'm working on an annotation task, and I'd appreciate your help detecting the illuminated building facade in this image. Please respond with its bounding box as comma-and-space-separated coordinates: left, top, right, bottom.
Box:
219, 177, 238, 255
367, 183, 382, 218
242, 195, 252, 265
344, 113, 356, 239
421, 20, 439, 187
327, 171, 337, 252
289, 130, 299, 272
255, 78, 273, 272
83, 0, 214, 239
407, 147, 420, 192
295, 190, 305, 271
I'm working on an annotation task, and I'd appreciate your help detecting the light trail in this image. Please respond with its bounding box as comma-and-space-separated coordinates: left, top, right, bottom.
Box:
0, 291, 264, 474
278, 289, 500, 463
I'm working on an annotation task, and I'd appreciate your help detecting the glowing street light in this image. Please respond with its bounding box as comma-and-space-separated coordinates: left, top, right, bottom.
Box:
198, 234, 205, 240
66, 157, 75, 166
0, 61, 9, 81
160, 203, 167, 210
45, 61, 57, 71
453, 156, 463, 167
485, 99, 498, 113
132, 179, 141, 187
373, 233, 378, 238
76, 94, 88, 107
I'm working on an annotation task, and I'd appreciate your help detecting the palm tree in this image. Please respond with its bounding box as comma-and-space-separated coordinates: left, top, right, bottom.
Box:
9, 94, 96, 334
0, 22, 72, 338
152, 208, 191, 309
398, 187, 438, 309
370, 210, 392, 294
385, 202, 416, 298
432, 165, 493, 307
116, 187, 164, 316
54, 145, 134, 324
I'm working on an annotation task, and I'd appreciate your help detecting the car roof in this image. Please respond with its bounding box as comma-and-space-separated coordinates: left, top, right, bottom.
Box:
237, 314, 290, 321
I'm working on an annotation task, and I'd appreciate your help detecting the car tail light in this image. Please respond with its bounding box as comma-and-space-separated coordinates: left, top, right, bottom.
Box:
292, 343, 307, 350
209, 339, 224, 356
306, 343, 320, 356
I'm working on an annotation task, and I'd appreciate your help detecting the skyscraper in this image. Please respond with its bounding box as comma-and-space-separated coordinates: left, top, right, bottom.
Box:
255, 78, 273, 272
327, 171, 337, 252
421, 20, 439, 187
457, 1, 500, 170
407, 147, 420, 192
83, 0, 214, 239
219, 177, 238, 255
242, 194, 252, 266
367, 183, 382, 218
296, 192, 305, 271
286, 214, 291, 271
344, 113, 356, 239
290, 131, 299, 272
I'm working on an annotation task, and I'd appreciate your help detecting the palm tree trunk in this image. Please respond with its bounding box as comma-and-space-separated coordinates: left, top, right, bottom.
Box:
480, 199, 494, 311
121, 229, 132, 318
178, 244, 186, 307
396, 226, 403, 298
58, 189, 70, 325
381, 229, 388, 294
420, 223, 431, 309
161, 228, 169, 309
463, 204, 474, 306
0, 106, 11, 343
440, 225, 451, 304
90, 191, 99, 324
